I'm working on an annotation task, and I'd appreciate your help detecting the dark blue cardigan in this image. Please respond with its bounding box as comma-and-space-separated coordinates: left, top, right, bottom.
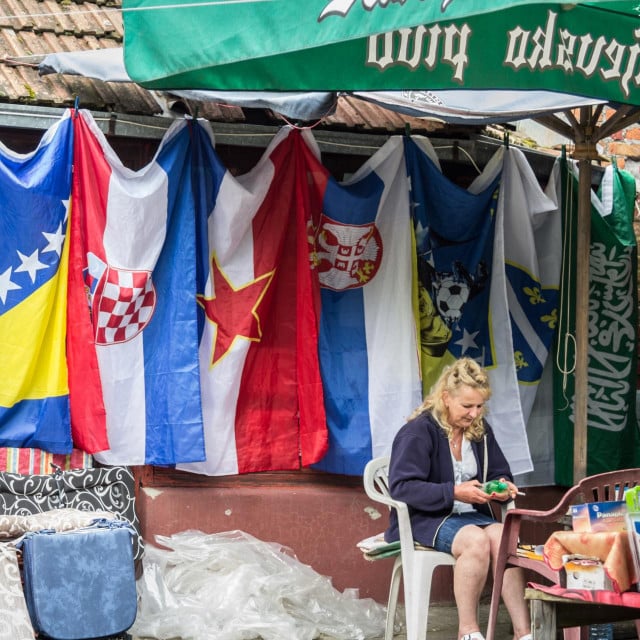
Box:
384, 410, 513, 547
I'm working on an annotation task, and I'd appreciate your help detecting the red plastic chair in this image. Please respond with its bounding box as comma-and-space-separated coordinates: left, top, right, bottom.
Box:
486, 468, 640, 640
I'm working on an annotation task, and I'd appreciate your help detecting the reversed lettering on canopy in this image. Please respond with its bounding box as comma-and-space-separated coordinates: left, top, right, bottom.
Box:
365, 10, 640, 97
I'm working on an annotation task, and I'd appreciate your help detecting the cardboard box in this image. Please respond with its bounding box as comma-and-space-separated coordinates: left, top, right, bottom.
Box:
571, 501, 627, 533
562, 557, 612, 590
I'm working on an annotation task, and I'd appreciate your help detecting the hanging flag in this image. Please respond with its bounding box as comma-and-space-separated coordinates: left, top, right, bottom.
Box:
406, 137, 556, 475
178, 125, 327, 476
516, 160, 568, 485
500, 149, 560, 417
306, 136, 422, 476
66, 112, 109, 455
489, 147, 560, 476
406, 135, 501, 385
0, 112, 74, 452
554, 161, 640, 485
72, 111, 205, 466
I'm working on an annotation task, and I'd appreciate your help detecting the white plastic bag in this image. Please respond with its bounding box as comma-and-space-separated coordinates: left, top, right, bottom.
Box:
131, 529, 387, 640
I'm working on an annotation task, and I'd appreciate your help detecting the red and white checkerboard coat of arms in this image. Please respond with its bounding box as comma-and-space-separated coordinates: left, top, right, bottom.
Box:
84, 252, 156, 345
314, 214, 383, 291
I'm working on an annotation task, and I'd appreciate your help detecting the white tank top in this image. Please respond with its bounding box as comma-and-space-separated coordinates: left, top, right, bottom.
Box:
451, 439, 478, 514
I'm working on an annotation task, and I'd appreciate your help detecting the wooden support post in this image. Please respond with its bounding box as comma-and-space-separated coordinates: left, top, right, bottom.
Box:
530, 598, 557, 640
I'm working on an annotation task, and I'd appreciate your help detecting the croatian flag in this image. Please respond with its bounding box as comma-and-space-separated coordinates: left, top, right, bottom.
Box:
72, 111, 205, 465
178, 124, 327, 476
306, 136, 423, 475
0, 112, 74, 452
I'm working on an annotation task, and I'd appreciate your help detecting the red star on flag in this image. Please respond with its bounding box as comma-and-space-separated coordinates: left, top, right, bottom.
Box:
197, 255, 275, 367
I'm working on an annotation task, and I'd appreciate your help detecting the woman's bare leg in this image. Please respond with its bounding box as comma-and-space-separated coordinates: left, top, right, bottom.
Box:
451, 525, 492, 639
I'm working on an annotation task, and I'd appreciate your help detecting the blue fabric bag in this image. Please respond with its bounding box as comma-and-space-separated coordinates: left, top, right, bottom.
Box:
19, 520, 137, 640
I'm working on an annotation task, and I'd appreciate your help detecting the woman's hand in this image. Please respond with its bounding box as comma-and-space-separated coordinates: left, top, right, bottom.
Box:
454, 478, 520, 504
488, 477, 519, 502
453, 480, 493, 504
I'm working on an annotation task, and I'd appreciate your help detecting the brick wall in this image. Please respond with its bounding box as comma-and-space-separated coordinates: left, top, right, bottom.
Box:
599, 108, 640, 194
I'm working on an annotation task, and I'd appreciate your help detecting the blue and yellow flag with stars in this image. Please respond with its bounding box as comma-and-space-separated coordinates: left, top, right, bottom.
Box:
0, 112, 74, 452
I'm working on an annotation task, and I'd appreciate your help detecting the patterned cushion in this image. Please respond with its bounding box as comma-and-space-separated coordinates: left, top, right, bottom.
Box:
0, 466, 143, 560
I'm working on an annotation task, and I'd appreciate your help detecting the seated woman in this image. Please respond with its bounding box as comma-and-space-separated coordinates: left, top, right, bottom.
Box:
385, 357, 531, 640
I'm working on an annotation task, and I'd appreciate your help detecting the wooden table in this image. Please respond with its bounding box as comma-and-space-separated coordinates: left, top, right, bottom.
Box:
526, 588, 640, 640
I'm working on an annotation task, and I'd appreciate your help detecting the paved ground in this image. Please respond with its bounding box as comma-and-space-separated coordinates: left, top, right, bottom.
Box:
131, 601, 637, 640
423, 601, 513, 640
376, 601, 514, 640
369, 601, 637, 640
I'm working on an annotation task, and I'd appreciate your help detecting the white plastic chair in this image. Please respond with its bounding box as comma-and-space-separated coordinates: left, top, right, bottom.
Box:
363, 456, 456, 640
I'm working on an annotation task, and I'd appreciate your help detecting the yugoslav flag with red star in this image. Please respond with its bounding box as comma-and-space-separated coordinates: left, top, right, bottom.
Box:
71, 111, 205, 466
179, 124, 327, 476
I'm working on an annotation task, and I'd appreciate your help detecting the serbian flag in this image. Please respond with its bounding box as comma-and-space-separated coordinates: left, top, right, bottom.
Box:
72, 111, 205, 466
305, 136, 423, 476
178, 124, 327, 476
0, 112, 74, 452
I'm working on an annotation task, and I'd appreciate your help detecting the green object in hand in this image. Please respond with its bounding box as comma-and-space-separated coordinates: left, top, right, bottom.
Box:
484, 480, 508, 494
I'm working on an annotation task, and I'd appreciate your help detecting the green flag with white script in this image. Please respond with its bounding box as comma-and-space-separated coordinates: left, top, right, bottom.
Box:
553, 159, 640, 486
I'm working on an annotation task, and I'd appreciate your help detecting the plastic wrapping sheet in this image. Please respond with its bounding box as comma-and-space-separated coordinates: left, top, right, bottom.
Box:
131, 529, 387, 640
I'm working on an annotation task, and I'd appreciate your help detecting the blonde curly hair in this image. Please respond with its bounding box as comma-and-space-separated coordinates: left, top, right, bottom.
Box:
410, 357, 491, 442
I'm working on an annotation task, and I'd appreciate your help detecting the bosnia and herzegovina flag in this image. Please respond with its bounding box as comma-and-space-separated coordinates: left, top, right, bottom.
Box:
0, 111, 74, 452
72, 111, 206, 466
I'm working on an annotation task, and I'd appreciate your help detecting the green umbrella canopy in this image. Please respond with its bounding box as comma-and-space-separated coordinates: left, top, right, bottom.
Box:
123, 0, 640, 105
